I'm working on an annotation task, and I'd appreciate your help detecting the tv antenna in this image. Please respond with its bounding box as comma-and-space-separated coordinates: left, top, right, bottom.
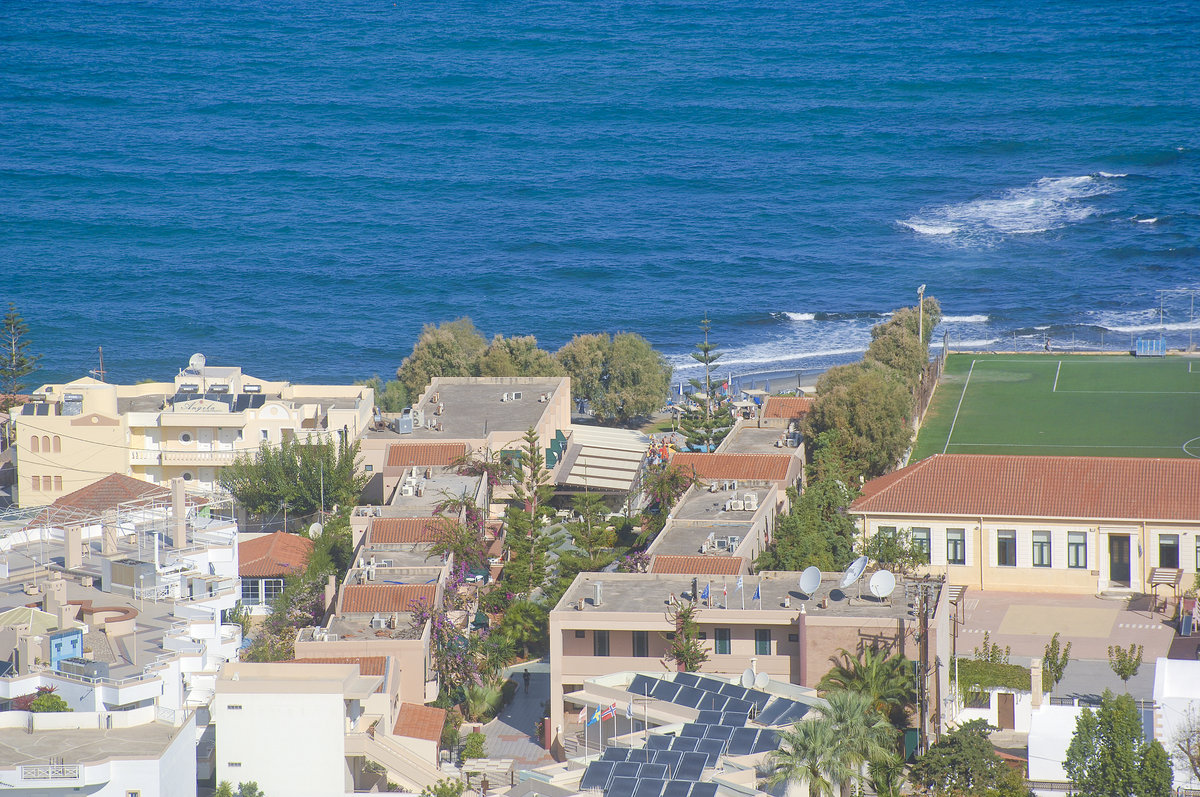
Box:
89, 347, 106, 382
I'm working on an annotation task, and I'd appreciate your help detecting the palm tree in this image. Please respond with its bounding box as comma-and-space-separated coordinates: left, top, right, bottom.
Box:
818, 646, 915, 726
819, 690, 900, 796
763, 717, 848, 797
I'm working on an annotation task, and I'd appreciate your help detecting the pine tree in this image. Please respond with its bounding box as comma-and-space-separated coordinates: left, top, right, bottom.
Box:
680, 316, 733, 451
1, 303, 41, 411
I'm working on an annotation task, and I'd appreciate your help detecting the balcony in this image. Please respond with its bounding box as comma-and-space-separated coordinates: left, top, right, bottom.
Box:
129, 449, 162, 466
161, 450, 239, 467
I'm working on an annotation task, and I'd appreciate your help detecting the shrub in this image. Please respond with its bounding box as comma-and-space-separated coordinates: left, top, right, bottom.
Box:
462, 731, 487, 760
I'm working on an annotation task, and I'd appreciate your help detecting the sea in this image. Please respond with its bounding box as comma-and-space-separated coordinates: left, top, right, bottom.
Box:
2, 0, 1199, 388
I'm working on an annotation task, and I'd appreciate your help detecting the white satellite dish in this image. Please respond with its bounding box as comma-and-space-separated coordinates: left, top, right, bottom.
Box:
754, 671, 770, 689
840, 555, 869, 589
741, 668, 756, 688
308, 522, 323, 539
188, 352, 206, 371
869, 569, 897, 600
799, 566, 821, 597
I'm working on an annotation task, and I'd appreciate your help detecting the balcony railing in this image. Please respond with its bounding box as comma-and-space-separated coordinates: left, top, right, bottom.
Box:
20, 764, 81, 781
129, 449, 162, 466
161, 450, 239, 466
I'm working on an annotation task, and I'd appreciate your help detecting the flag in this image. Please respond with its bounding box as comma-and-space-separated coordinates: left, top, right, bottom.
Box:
626, 701, 634, 720
735, 576, 743, 593
700, 583, 710, 601
752, 584, 761, 601
601, 703, 616, 721
723, 581, 727, 599
577, 706, 586, 724
588, 707, 602, 726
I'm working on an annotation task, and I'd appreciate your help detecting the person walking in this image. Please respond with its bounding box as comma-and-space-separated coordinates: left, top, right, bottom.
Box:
523, 669, 531, 694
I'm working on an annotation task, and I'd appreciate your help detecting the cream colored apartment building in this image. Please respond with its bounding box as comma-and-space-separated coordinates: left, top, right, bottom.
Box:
13, 354, 373, 506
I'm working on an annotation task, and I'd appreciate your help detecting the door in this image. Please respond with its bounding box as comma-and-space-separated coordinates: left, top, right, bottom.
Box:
1109, 535, 1131, 586
197, 427, 213, 451
998, 693, 1015, 730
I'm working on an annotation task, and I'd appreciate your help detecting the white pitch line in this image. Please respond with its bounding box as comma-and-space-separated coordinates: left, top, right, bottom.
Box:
1054, 389, 1200, 395
943, 359, 975, 455
1053, 360, 1062, 392
947, 442, 1182, 449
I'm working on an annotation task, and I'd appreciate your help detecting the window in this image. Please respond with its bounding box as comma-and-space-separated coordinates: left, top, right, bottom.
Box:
29, 436, 39, 453
41, 476, 52, 491
946, 529, 965, 565
228, 705, 243, 710
997, 531, 1016, 567
228, 762, 242, 768
911, 528, 931, 562
53, 476, 62, 491
878, 526, 896, 539
42, 436, 50, 452
1032, 531, 1052, 567
30, 475, 40, 491
574, 630, 586, 639
633, 630, 649, 657
241, 579, 261, 605
364, 464, 374, 472
52, 436, 61, 453
128, 791, 142, 797
1068, 532, 1087, 569
261, 429, 269, 441
788, 633, 799, 643
593, 630, 609, 657
755, 629, 771, 655
1160, 534, 1180, 569
714, 628, 731, 655
263, 578, 285, 602
179, 432, 192, 443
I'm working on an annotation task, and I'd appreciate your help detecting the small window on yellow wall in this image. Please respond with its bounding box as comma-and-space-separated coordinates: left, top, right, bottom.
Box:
54, 476, 62, 491
52, 436, 61, 453
31, 475, 40, 491
30, 436, 39, 453
42, 476, 52, 491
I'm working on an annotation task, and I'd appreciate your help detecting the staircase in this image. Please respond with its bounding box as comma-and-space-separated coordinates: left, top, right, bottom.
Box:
346, 731, 448, 791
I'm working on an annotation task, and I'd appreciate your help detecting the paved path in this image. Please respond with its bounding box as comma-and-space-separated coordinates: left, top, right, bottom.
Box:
482, 660, 555, 769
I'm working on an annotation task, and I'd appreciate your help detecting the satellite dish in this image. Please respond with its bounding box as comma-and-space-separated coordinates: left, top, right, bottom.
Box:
799, 566, 821, 597
308, 522, 323, 539
840, 555, 869, 589
754, 671, 770, 689
869, 569, 897, 600
741, 668, 756, 689
188, 352, 206, 371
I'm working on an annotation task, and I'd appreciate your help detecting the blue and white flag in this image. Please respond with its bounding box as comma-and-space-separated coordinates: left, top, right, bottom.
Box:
752, 584, 761, 601
587, 707, 602, 726
700, 583, 710, 601
626, 701, 634, 720
735, 576, 744, 593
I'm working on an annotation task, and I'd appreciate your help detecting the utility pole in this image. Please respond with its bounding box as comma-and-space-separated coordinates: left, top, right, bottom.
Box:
89, 346, 106, 382
917, 284, 927, 345
918, 584, 931, 754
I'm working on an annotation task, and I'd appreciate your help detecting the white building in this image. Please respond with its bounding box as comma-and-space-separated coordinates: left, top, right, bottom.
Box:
1154, 656, 1200, 790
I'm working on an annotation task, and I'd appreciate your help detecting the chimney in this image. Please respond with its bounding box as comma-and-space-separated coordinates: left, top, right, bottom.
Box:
1031, 660, 1043, 708
64, 526, 84, 570
57, 603, 77, 631
101, 509, 119, 555
43, 575, 67, 616
324, 575, 337, 613
171, 477, 186, 548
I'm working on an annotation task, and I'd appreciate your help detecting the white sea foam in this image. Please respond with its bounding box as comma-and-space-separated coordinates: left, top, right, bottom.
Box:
900, 174, 1119, 240
1097, 172, 1129, 178
782, 312, 816, 321
1134, 217, 1158, 223
941, 314, 989, 323
949, 338, 1003, 349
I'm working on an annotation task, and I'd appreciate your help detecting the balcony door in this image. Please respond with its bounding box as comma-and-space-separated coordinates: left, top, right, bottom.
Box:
1109, 535, 1131, 587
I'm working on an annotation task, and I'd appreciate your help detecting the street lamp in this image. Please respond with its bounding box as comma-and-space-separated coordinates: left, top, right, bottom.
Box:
917, 284, 927, 345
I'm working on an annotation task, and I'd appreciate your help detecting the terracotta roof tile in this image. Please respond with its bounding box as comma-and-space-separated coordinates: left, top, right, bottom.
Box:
340, 584, 438, 614
393, 702, 446, 744
239, 531, 314, 578
650, 555, 745, 575
762, 396, 814, 420
370, 517, 439, 545
292, 656, 388, 677
850, 454, 1200, 521
672, 453, 793, 482
25, 473, 169, 529
385, 443, 469, 469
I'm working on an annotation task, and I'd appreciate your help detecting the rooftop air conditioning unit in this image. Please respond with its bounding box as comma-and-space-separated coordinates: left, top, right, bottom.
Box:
745, 494, 759, 511
243, 384, 262, 393
370, 615, 387, 630
727, 535, 741, 549
512, 391, 522, 400
716, 537, 729, 550
730, 500, 745, 511
411, 467, 420, 478
401, 484, 415, 497
430, 393, 439, 404
501, 393, 512, 402
709, 483, 719, 493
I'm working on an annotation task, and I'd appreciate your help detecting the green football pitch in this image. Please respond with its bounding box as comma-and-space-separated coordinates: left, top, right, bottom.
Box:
911, 353, 1200, 461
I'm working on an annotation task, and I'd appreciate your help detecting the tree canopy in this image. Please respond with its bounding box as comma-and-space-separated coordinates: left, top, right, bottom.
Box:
219, 435, 368, 519
1, 303, 41, 410
909, 719, 1033, 797
1065, 690, 1172, 797
395, 318, 490, 397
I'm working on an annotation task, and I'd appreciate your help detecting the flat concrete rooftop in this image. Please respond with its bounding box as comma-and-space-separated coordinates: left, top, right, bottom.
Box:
558, 571, 934, 621
651, 523, 752, 557
407, 379, 565, 439
720, 426, 796, 455
388, 472, 481, 515
0, 719, 177, 766
672, 486, 771, 523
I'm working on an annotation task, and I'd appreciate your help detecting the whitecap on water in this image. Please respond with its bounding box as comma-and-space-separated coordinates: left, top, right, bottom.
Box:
941, 314, 990, 323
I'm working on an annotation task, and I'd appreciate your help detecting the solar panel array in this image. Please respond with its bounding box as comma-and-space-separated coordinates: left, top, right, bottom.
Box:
582, 673, 802, 797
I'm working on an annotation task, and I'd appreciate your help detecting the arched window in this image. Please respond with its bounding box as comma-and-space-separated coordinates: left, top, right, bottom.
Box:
42, 436, 50, 452
30, 437, 39, 453
52, 436, 61, 453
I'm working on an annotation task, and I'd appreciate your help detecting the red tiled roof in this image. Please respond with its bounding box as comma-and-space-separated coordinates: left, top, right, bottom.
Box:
340, 584, 438, 614
239, 531, 314, 578
370, 517, 439, 545
762, 396, 814, 420
393, 702, 446, 744
385, 443, 469, 469
672, 453, 793, 482
650, 555, 745, 575
850, 454, 1200, 521
25, 473, 169, 529
292, 656, 388, 677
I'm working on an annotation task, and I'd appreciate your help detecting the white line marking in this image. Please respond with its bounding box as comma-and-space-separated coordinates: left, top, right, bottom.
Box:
943, 360, 975, 455
948, 442, 1183, 450
1054, 389, 1200, 395
1053, 360, 1062, 392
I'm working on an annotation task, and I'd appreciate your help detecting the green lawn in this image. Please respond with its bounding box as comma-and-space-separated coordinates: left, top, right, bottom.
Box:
911, 354, 1200, 461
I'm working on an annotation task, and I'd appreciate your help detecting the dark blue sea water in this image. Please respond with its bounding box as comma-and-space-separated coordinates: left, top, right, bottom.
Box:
3, 0, 1199, 386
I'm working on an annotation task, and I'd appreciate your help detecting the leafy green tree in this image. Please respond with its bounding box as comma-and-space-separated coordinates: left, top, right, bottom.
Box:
641, 462, 698, 514
220, 435, 368, 520
664, 603, 708, 672
29, 690, 71, 712
421, 778, 465, 797
805, 361, 912, 480
1172, 704, 1200, 785
1108, 643, 1144, 689
763, 717, 846, 797
357, 376, 409, 412
862, 526, 928, 575
216, 783, 235, 797
1, 303, 41, 411
818, 647, 915, 727
565, 493, 616, 566
476, 334, 563, 378
555, 332, 671, 424
820, 689, 900, 794
1043, 632, 1072, 691
909, 719, 1033, 797
1065, 690, 1172, 797
462, 731, 487, 760
236, 783, 266, 797
395, 318, 488, 397
496, 598, 549, 658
